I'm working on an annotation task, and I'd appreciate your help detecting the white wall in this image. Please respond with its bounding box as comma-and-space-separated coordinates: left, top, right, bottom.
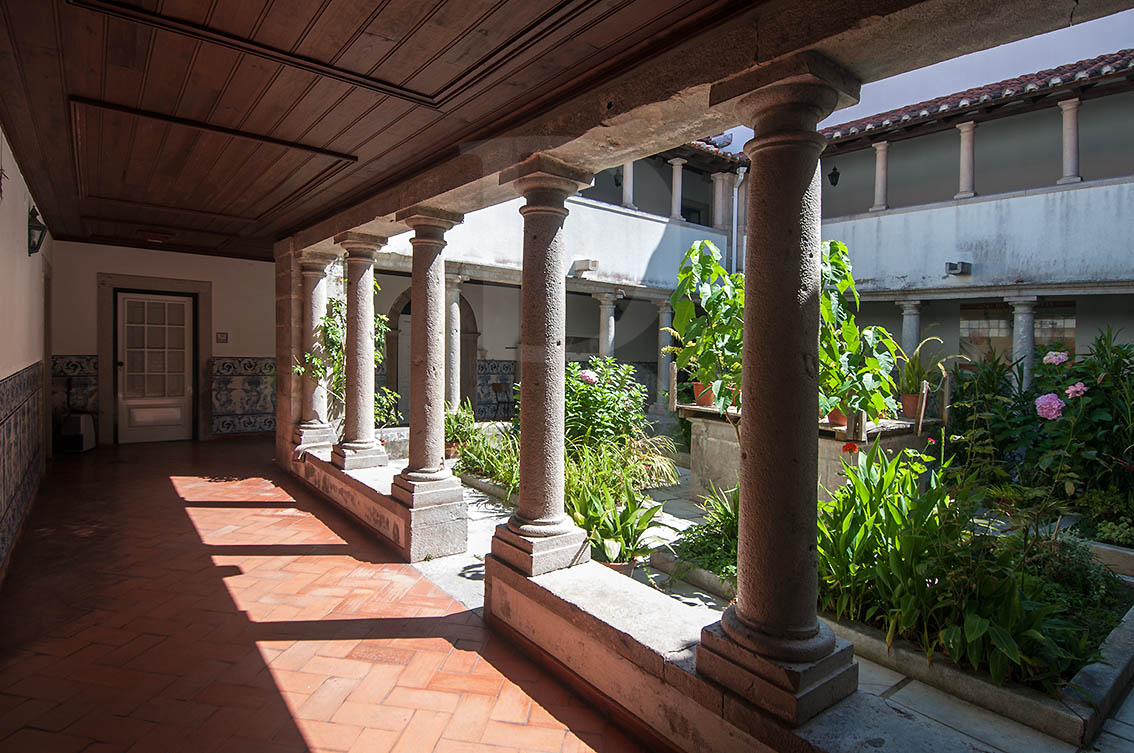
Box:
0, 131, 52, 379
1080, 92, 1134, 182
1076, 295, 1134, 351
51, 242, 275, 357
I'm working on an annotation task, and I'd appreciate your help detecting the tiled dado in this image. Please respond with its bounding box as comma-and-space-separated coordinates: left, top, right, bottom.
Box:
476, 359, 515, 421
51, 355, 99, 426
1, 362, 44, 571
211, 357, 276, 435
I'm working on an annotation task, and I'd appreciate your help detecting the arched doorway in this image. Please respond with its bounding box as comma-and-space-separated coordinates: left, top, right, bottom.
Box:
385, 287, 480, 423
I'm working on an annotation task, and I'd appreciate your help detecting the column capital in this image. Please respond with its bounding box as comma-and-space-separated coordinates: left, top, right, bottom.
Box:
396, 205, 464, 233
1005, 295, 1038, 311
956, 120, 977, 134
897, 299, 921, 313
444, 273, 468, 290
1058, 97, 1081, 112
710, 50, 860, 115
500, 154, 593, 202
334, 231, 386, 259
667, 157, 687, 167
298, 248, 339, 273
656, 298, 673, 315
592, 291, 620, 305
872, 140, 889, 153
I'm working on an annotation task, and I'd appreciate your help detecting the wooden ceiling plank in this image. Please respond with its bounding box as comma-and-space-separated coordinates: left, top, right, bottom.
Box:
376, 0, 501, 90
293, 0, 380, 64
82, 194, 259, 224
334, 0, 440, 76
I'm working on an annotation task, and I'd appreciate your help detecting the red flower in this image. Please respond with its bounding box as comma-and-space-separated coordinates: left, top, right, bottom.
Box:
842, 442, 858, 453
927, 437, 936, 445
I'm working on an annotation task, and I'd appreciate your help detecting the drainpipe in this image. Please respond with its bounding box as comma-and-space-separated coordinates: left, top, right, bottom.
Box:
731, 166, 748, 274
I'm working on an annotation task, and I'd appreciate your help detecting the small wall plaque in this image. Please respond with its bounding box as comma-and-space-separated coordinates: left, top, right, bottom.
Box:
215, 332, 229, 343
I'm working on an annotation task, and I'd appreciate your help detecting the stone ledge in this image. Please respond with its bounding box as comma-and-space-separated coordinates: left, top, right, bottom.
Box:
458, 474, 517, 505
650, 549, 736, 600
483, 555, 993, 753
1089, 540, 1134, 577
827, 603, 1134, 746
291, 449, 467, 562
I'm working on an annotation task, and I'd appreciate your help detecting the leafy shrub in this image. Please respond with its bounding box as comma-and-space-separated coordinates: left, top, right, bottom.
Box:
454, 428, 520, 498
563, 357, 652, 444
670, 485, 740, 587
566, 477, 668, 563
444, 398, 477, 445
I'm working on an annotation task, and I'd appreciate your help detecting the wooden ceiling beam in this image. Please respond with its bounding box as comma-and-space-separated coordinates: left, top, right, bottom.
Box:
82, 195, 261, 225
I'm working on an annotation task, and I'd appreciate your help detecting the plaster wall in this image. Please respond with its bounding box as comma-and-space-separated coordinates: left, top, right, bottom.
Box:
821, 148, 875, 219
1080, 92, 1134, 181
51, 242, 275, 357
822, 178, 1134, 295
1076, 295, 1134, 351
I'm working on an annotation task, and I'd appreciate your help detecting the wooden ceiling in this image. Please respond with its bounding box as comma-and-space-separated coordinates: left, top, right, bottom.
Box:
0, 0, 734, 260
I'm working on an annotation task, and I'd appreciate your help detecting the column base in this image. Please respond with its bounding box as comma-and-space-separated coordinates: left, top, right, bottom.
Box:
1057, 175, 1082, 184
696, 619, 856, 727
390, 471, 463, 508
953, 190, 975, 199
491, 523, 590, 577
868, 203, 888, 212
331, 441, 389, 470
292, 422, 334, 448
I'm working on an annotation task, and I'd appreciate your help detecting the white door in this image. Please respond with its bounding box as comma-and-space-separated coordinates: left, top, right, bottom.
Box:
117, 293, 194, 443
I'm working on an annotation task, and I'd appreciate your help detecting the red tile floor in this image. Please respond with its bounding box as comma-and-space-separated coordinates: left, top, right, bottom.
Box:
0, 438, 647, 753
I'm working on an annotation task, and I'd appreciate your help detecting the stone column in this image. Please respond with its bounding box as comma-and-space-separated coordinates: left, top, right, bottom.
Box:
594, 292, 617, 357
668, 157, 686, 220
391, 208, 465, 512
655, 300, 673, 409
1008, 296, 1038, 389
1057, 99, 1082, 184
870, 140, 889, 211
696, 55, 858, 727
445, 275, 464, 409
954, 121, 977, 199
332, 234, 389, 470
491, 154, 593, 576
621, 160, 636, 209
898, 300, 921, 355
711, 171, 735, 230
292, 250, 338, 447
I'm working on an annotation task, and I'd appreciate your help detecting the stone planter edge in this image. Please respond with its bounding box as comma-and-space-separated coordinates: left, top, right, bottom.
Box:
458, 473, 518, 506
649, 550, 736, 601
1088, 539, 1134, 577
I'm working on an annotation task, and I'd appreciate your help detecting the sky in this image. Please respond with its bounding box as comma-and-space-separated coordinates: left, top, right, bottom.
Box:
718, 9, 1134, 152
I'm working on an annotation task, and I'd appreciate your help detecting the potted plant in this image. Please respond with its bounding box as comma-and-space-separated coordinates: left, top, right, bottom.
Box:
895, 336, 964, 419
666, 240, 744, 436
443, 398, 476, 459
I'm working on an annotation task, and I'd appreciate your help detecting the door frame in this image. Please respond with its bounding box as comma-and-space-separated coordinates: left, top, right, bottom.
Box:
97, 273, 212, 445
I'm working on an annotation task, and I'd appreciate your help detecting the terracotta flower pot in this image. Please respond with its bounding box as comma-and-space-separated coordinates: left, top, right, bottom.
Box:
900, 393, 921, 419
601, 560, 637, 577
693, 381, 714, 407
444, 441, 461, 459
826, 407, 847, 426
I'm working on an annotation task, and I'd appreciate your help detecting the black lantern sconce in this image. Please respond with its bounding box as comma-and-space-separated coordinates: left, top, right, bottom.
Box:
27, 207, 47, 255
827, 165, 840, 187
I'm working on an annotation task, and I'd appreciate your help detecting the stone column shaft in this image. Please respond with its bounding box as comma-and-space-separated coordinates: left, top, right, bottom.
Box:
1009, 297, 1037, 390
870, 141, 889, 211
621, 160, 636, 209
332, 235, 388, 470
656, 300, 673, 408
293, 253, 336, 447
711, 172, 734, 230
491, 156, 593, 577
1058, 99, 1082, 184
669, 158, 686, 220
595, 292, 617, 357
955, 121, 976, 199
445, 276, 463, 410
898, 300, 921, 356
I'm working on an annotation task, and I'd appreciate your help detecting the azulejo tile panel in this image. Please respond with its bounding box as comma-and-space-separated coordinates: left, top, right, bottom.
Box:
1, 362, 44, 572
51, 355, 98, 426
475, 359, 516, 421
211, 357, 276, 435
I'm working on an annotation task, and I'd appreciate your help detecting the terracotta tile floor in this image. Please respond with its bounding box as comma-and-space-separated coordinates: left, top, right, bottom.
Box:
0, 438, 646, 753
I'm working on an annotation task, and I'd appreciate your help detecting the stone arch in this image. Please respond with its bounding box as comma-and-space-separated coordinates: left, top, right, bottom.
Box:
385, 286, 480, 414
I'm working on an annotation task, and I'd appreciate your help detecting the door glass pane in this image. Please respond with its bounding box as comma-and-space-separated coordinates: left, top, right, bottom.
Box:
167, 375, 185, 396
146, 375, 165, 397
147, 326, 165, 348
147, 351, 166, 373
167, 350, 184, 374
127, 375, 145, 398
126, 350, 144, 373
127, 301, 145, 324
167, 303, 185, 325
168, 327, 185, 349
146, 302, 165, 324
127, 326, 145, 348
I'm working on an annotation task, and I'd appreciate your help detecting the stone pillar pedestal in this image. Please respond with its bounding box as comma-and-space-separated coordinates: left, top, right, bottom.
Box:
695, 55, 859, 727
1009, 296, 1038, 390
391, 208, 465, 521
445, 275, 464, 410
1057, 98, 1082, 184
332, 234, 389, 470
668, 157, 686, 220
870, 141, 889, 211
490, 155, 593, 577
594, 292, 617, 358
954, 121, 977, 199
621, 160, 636, 209
653, 300, 673, 411
898, 300, 921, 356
293, 250, 339, 447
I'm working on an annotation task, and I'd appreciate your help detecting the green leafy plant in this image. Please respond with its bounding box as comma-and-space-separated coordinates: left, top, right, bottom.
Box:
454, 427, 520, 498
563, 358, 651, 445
896, 335, 964, 395
566, 477, 668, 563
444, 398, 477, 445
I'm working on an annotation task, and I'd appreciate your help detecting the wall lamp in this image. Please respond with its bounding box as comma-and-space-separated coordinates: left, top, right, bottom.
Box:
827, 165, 840, 187
28, 207, 47, 255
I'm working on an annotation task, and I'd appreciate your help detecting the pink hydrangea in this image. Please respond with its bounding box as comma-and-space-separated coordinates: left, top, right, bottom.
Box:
1035, 392, 1065, 420
579, 369, 599, 385
1065, 381, 1088, 399
1043, 351, 1069, 365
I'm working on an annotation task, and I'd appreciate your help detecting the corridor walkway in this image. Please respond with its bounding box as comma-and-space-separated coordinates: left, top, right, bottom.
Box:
0, 438, 645, 753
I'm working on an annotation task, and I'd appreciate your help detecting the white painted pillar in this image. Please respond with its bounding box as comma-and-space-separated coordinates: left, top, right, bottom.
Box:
870, 141, 889, 211
621, 160, 636, 209
897, 300, 921, 356
655, 300, 673, 409
668, 158, 686, 220
491, 155, 593, 577
292, 250, 338, 447
1057, 99, 1082, 184
594, 292, 617, 357
711, 172, 735, 230
445, 275, 463, 410
695, 54, 858, 728
332, 233, 388, 470
1008, 296, 1038, 390
954, 121, 977, 199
